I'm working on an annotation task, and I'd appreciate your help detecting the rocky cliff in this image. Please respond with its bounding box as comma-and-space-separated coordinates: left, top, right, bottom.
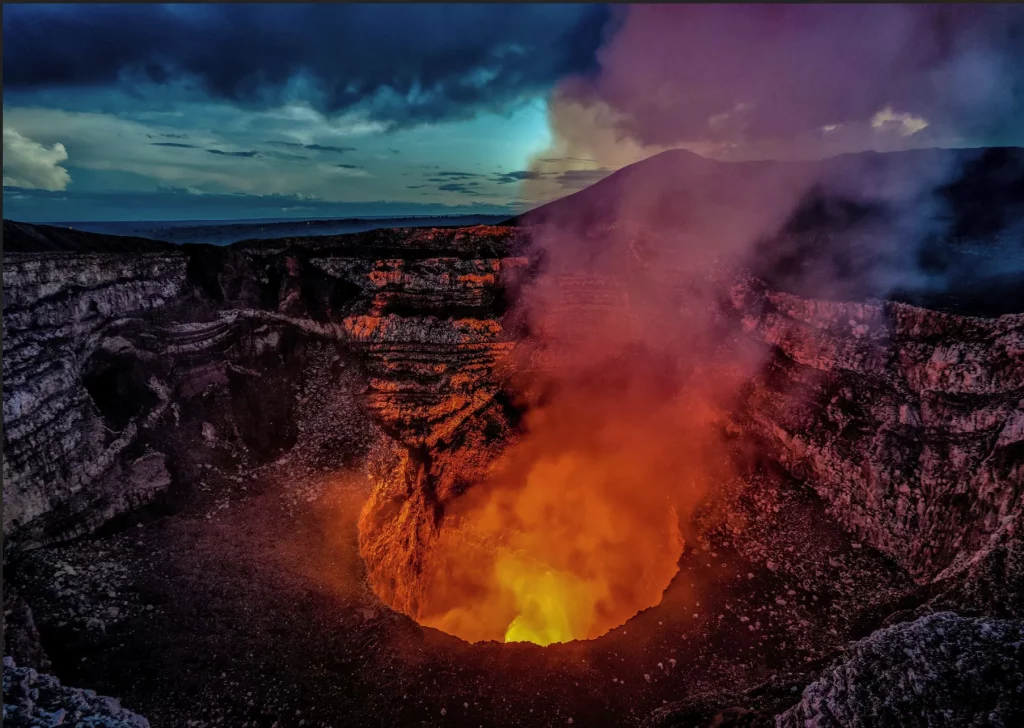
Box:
3, 250, 188, 546
2, 224, 529, 557
729, 277, 1023, 583
3, 218, 1022, 727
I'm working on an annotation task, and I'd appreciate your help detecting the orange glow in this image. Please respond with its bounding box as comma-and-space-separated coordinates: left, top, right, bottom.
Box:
357, 223, 759, 647
407, 365, 724, 645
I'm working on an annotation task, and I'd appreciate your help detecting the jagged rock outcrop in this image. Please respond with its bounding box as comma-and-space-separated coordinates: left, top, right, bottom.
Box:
2, 225, 528, 556
646, 612, 1024, 728
3, 656, 151, 727
774, 612, 1024, 727
730, 277, 1024, 582
4, 215, 1023, 727
3, 251, 188, 548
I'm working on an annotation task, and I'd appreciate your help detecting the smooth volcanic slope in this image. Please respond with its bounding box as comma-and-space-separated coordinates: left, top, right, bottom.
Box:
4, 148, 1024, 728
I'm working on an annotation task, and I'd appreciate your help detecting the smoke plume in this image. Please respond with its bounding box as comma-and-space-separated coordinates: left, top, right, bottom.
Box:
410, 5, 1024, 645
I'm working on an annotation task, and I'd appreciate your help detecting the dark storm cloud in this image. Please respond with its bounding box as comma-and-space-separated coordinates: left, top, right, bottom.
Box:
494, 170, 548, 184
4, 4, 613, 126
267, 141, 356, 154
434, 181, 477, 195
337, 164, 362, 170
151, 142, 198, 149
206, 149, 260, 158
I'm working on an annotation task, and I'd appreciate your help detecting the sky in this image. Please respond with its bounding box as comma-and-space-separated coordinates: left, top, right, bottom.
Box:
4, 4, 1023, 223
2, 4, 613, 222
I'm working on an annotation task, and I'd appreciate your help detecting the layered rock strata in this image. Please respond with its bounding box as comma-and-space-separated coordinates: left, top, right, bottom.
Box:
2, 226, 528, 555
730, 277, 1023, 582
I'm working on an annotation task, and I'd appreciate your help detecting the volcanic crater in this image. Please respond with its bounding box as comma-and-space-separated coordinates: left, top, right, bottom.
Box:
4, 148, 1024, 728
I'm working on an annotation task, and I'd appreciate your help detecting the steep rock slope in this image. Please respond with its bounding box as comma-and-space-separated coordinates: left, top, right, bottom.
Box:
3, 251, 188, 545
774, 612, 1024, 727
730, 277, 1024, 582
2, 225, 528, 555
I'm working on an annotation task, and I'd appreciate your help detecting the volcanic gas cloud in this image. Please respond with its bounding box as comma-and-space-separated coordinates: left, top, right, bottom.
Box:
357, 4, 1024, 646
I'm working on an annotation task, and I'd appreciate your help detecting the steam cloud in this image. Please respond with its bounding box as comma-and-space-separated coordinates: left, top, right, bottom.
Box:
538, 5, 1024, 166
418, 5, 1024, 645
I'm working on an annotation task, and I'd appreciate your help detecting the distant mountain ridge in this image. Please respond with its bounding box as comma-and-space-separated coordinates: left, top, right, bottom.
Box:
2, 220, 177, 254
6, 214, 512, 248
507, 146, 1024, 234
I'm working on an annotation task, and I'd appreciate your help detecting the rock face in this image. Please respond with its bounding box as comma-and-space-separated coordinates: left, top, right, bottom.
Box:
3, 251, 188, 547
2, 225, 529, 556
730, 277, 1024, 582
3, 216, 1022, 726
5, 221, 1020, 598
774, 612, 1024, 727
3, 656, 151, 728
647, 612, 1024, 728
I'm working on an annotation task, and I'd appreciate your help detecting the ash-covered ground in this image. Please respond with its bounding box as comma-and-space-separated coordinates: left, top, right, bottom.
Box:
8, 437, 917, 728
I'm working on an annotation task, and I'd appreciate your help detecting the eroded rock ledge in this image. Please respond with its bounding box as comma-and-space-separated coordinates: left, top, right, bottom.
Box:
4, 223, 1020, 596
3, 656, 151, 728
730, 277, 1023, 582
3, 220, 1022, 726
646, 611, 1024, 727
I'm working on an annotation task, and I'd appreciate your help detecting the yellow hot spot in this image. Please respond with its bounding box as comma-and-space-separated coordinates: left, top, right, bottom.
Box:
497, 553, 593, 646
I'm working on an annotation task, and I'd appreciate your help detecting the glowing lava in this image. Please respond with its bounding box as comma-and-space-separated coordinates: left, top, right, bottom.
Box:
358, 346, 738, 646
497, 553, 594, 645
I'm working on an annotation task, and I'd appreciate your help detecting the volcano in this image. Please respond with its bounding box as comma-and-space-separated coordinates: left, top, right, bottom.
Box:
3, 147, 1024, 728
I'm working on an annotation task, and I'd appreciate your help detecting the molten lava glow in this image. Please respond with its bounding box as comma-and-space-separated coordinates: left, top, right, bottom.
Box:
497, 553, 590, 645
359, 223, 755, 645
413, 372, 719, 645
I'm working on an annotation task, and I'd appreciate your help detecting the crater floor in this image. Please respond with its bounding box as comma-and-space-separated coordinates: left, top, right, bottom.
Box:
10, 448, 914, 728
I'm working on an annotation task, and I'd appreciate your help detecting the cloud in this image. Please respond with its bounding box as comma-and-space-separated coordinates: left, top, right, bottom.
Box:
539, 156, 597, 164
267, 140, 355, 154
2, 127, 71, 191
553, 168, 612, 188
151, 141, 198, 148
206, 149, 260, 157
433, 171, 485, 179
437, 182, 482, 195
2, 106, 380, 200
548, 5, 1024, 158
265, 150, 309, 161
3, 4, 612, 127
870, 107, 930, 137
494, 170, 548, 184
336, 163, 362, 170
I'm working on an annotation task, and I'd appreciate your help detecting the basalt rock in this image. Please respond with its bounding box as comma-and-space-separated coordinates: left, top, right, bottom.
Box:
2, 656, 151, 728
3, 217, 1022, 726
648, 612, 1024, 728
729, 276, 1024, 584
2, 224, 528, 557
774, 612, 1024, 727
3, 250, 188, 549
